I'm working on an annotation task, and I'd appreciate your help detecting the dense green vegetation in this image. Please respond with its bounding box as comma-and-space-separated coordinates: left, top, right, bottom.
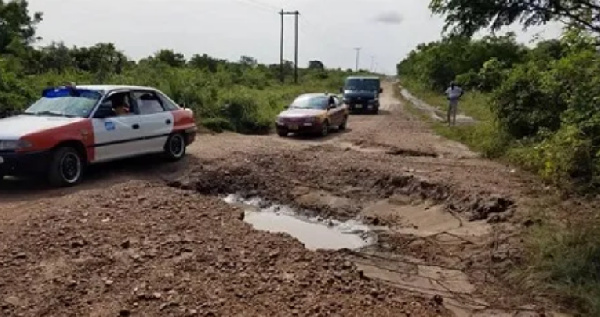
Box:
397, 26, 600, 317
0, 0, 350, 134
398, 30, 600, 191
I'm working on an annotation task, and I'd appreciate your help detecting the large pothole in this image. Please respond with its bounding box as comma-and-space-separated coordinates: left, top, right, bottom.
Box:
223, 194, 377, 251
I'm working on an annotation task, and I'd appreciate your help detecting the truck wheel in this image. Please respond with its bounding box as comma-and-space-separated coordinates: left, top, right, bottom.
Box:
164, 133, 186, 161
48, 147, 84, 187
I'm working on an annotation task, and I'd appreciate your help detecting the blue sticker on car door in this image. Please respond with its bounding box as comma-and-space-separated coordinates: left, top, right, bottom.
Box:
105, 121, 115, 131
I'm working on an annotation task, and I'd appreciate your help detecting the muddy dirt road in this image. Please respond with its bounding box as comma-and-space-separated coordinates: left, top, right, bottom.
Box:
0, 82, 559, 316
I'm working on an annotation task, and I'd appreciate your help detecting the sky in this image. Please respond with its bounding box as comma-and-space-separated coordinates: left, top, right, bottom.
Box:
28, 0, 564, 75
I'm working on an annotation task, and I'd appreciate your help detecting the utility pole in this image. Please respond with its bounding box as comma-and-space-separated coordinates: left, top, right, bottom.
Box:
279, 10, 300, 84
279, 10, 284, 83
354, 47, 361, 72
294, 11, 299, 84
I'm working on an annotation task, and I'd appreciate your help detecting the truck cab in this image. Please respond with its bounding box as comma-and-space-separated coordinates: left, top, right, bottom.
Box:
340, 76, 382, 114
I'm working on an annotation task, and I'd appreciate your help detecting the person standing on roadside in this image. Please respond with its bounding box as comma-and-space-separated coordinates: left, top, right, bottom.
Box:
445, 81, 463, 126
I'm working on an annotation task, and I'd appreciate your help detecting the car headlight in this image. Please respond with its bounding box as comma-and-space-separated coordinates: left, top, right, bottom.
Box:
0, 139, 33, 151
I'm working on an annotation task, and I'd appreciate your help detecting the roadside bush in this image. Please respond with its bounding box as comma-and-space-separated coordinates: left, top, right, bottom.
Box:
492, 62, 565, 139
219, 89, 274, 135
508, 125, 595, 189
201, 117, 234, 133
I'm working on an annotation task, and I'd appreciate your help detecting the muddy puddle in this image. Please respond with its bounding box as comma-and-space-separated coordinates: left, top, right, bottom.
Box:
223, 194, 376, 251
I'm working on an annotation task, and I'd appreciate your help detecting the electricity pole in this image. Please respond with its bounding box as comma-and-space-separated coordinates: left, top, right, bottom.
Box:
279, 10, 300, 84
294, 11, 299, 84
280, 10, 284, 83
354, 47, 361, 72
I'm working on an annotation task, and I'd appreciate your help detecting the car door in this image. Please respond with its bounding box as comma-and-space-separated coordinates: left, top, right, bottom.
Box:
91, 90, 146, 163
131, 90, 174, 155
331, 96, 345, 126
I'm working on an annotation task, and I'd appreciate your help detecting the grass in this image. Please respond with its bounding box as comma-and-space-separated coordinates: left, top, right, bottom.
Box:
399, 79, 510, 158
518, 210, 600, 316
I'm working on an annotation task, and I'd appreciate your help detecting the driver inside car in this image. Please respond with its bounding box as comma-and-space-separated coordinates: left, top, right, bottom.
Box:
112, 95, 130, 116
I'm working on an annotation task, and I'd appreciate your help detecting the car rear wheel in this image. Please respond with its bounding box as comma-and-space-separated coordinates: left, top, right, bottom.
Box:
48, 147, 84, 187
320, 120, 329, 137
164, 133, 187, 161
277, 129, 288, 137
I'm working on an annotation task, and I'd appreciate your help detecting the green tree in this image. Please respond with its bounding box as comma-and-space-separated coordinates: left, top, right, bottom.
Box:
0, 0, 42, 55
429, 0, 600, 37
153, 49, 186, 67
239, 55, 257, 68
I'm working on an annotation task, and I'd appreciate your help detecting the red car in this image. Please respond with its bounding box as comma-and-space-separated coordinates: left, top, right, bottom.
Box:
275, 93, 349, 137
0, 85, 197, 187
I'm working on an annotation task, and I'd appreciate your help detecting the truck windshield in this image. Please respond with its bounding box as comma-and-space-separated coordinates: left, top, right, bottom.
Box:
345, 78, 380, 91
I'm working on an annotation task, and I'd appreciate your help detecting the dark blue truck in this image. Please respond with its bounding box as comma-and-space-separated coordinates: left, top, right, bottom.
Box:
340, 76, 382, 114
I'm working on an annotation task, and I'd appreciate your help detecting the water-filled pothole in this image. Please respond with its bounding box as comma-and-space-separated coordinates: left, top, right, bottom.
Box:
224, 194, 376, 251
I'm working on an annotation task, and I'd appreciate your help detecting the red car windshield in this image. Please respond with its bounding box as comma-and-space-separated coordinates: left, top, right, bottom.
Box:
290, 96, 330, 110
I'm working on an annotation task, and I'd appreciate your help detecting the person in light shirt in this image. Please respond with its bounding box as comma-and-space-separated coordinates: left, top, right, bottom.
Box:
445, 82, 463, 126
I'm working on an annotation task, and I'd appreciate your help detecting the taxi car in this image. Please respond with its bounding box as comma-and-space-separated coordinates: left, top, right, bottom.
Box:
275, 93, 349, 137
0, 84, 197, 187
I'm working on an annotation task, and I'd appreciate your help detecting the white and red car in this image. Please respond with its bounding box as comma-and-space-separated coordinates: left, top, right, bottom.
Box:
0, 85, 197, 187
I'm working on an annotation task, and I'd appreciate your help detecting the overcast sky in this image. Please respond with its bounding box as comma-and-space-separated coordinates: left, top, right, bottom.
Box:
28, 0, 564, 74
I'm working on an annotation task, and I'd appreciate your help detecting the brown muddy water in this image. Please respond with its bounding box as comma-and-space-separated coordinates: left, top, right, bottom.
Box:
223, 194, 377, 251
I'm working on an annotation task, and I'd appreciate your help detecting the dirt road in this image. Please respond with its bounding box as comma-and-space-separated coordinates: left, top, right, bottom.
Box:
0, 82, 558, 316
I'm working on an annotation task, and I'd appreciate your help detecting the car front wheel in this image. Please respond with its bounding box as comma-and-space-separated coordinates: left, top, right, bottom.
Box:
164, 133, 186, 161
320, 120, 329, 137
48, 147, 84, 187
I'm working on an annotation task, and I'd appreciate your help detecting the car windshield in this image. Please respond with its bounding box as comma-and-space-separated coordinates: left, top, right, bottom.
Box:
24, 88, 102, 118
345, 78, 380, 91
289, 95, 330, 110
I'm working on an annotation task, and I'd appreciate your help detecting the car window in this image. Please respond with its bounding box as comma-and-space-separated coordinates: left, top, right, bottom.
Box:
157, 91, 180, 111
94, 92, 135, 118
133, 91, 165, 115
